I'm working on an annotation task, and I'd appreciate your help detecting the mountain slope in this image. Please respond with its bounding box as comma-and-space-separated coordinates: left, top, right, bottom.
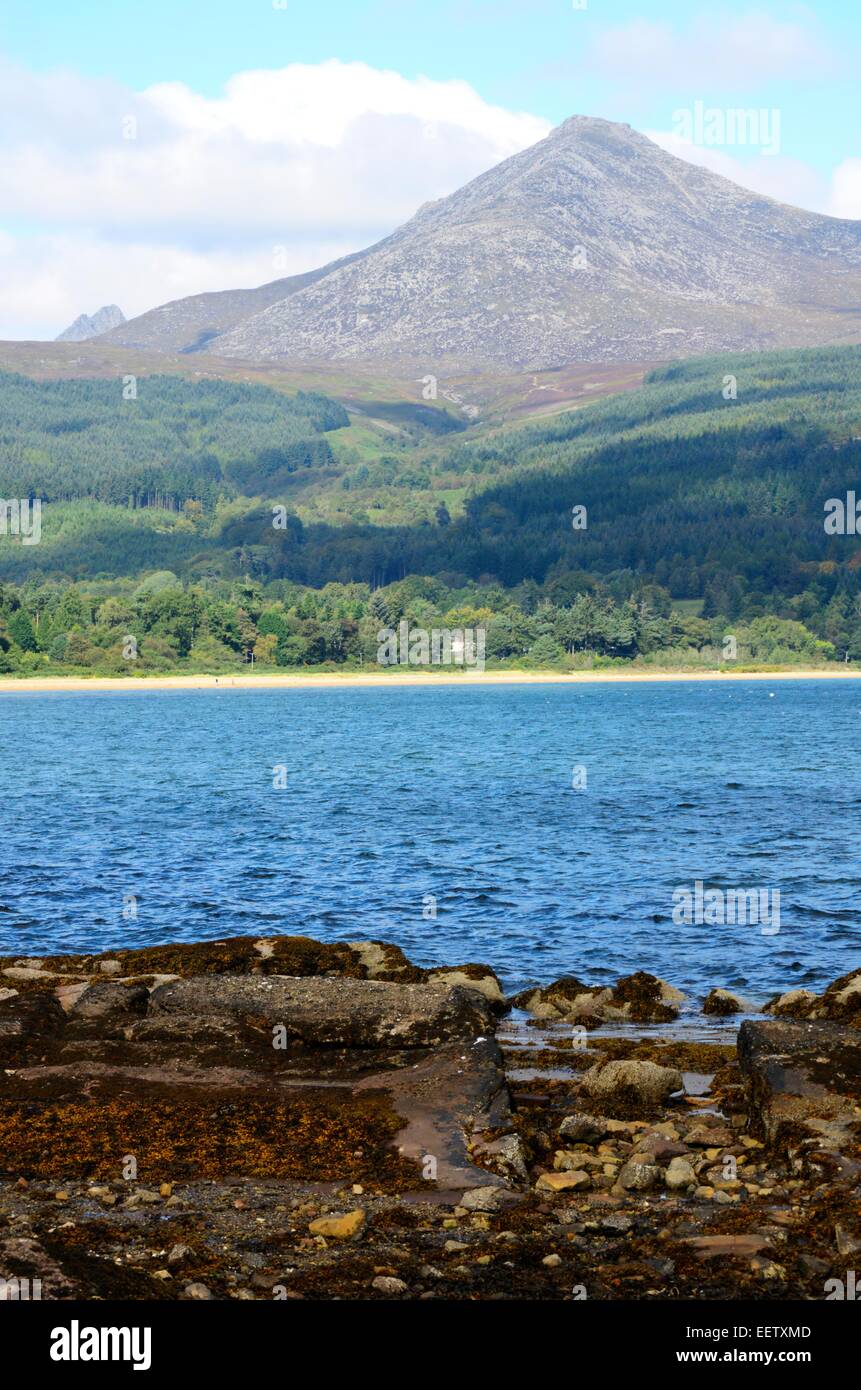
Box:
207, 116, 861, 369
55, 304, 126, 342
102, 252, 368, 354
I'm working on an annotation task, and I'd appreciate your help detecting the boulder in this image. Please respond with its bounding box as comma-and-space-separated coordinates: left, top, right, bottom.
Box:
703, 988, 750, 1016
582, 1059, 683, 1107
426, 965, 504, 1007
611, 972, 681, 1022
764, 969, 861, 1027
0, 993, 65, 1062
509, 977, 613, 1025
737, 1019, 861, 1149
511, 971, 682, 1025
67, 982, 149, 1023
815, 968, 861, 1025
764, 988, 818, 1019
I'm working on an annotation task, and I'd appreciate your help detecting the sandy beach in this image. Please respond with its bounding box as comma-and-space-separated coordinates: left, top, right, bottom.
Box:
0, 666, 860, 694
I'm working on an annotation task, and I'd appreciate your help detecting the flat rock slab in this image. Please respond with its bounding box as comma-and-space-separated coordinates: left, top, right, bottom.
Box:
737, 1019, 861, 1149
148, 974, 494, 1048
0, 976, 508, 1191
357, 1038, 511, 1189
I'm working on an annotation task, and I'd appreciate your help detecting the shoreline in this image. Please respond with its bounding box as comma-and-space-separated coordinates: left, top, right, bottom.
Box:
0, 933, 857, 1307
1, 666, 860, 694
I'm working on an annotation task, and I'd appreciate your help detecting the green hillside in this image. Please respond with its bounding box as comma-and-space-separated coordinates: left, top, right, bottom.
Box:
1, 344, 861, 674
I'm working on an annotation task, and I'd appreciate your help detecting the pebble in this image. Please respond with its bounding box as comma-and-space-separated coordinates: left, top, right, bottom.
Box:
371, 1276, 408, 1295
308, 1209, 365, 1240
460, 1186, 508, 1212
536, 1170, 590, 1192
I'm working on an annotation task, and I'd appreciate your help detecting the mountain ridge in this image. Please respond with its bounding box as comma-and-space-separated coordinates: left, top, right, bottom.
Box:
106, 115, 861, 370
55, 304, 126, 342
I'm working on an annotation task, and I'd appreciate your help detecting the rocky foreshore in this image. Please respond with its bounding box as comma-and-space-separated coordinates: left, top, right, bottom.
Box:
0, 935, 858, 1301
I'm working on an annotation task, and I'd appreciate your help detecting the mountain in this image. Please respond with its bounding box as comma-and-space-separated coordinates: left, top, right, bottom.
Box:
100, 254, 366, 355
106, 116, 861, 371
55, 305, 126, 342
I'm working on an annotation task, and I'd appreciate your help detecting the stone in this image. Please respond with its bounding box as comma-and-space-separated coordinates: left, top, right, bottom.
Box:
764, 969, 861, 1026
600, 1213, 633, 1233
682, 1235, 768, 1260
426, 966, 504, 1006
542, 1253, 562, 1268
0, 993, 65, 1055
582, 1059, 683, 1106
460, 1186, 508, 1212
558, 1113, 606, 1144
814, 968, 861, 1024
68, 981, 149, 1022
617, 1161, 661, 1191
665, 1157, 697, 1190
683, 1125, 735, 1148
610, 972, 681, 1022
471, 1133, 528, 1182
634, 1137, 689, 1163
182, 1283, 214, 1300
355, 1037, 511, 1187
344, 940, 419, 981
764, 989, 817, 1019
835, 1224, 861, 1258
371, 1276, 408, 1295
536, 1170, 590, 1193
308, 1209, 366, 1240
703, 988, 751, 1016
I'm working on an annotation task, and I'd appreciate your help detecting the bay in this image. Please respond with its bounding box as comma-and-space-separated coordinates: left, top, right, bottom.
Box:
0, 679, 857, 998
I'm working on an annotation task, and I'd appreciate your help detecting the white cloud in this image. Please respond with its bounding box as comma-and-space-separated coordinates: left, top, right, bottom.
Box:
829, 160, 861, 220
0, 57, 549, 338
0, 235, 357, 342
590, 11, 836, 86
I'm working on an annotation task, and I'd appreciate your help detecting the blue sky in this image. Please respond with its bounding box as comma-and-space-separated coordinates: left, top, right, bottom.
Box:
1, 1, 859, 337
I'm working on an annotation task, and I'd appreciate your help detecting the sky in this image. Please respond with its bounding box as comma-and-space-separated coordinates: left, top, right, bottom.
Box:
1, 0, 859, 339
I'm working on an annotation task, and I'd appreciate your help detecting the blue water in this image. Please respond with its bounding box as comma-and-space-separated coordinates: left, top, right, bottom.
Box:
0, 681, 858, 998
